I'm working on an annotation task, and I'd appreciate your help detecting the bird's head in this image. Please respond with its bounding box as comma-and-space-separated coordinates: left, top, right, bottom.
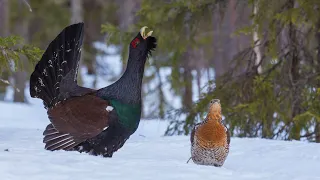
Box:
209, 99, 221, 114
129, 26, 157, 60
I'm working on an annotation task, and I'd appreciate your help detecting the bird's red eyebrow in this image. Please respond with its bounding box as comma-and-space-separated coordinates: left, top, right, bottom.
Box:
131, 38, 140, 48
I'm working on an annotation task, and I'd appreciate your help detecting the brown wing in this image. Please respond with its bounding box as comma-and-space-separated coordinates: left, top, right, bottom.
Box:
226, 126, 231, 145
190, 123, 201, 145
43, 94, 110, 151
190, 126, 195, 144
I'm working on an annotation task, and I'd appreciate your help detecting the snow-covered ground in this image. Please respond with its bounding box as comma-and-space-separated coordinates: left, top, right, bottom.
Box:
0, 102, 320, 180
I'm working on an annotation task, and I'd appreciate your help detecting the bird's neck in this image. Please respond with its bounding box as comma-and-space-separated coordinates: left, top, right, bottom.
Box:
121, 57, 146, 86
206, 110, 222, 123
97, 56, 146, 104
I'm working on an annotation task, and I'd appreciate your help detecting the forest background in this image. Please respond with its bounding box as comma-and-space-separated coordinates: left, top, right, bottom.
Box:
1, 0, 319, 142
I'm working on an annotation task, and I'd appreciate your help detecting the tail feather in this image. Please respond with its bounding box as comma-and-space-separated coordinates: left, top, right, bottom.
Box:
45, 137, 76, 151
43, 124, 78, 151
43, 128, 59, 136
43, 133, 70, 143
30, 22, 84, 109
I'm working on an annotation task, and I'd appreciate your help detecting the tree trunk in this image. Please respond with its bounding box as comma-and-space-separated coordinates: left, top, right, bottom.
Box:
196, 68, 201, 98
0, 0, 9, 101
211, 12, 225, 78
117, 0, 138, 73
253, 0, 262, 74
315, 123, 320, 142
0, 0, 9, 36
315, 16, 320, 142
183, 13, 193, 112
13, 1, 29, 103
261, 110, 273, 139
182, 58, 193, 111
156, 65, 165, 119
70, 0, 84, 86
288, 0, 301, 141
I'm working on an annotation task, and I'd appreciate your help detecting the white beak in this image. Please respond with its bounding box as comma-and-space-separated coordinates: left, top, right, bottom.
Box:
140, 26, 153, 39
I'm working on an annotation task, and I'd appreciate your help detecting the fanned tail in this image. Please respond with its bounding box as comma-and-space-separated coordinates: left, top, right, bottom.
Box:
29, 22, 84, 109
43, 124, 77, 151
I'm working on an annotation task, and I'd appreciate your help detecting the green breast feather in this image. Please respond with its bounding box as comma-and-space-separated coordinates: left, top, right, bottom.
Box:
110, 100, 141, 131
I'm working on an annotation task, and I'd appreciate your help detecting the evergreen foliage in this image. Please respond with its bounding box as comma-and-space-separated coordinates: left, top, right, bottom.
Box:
164, 0, 320, 142
0, 36, 42, 74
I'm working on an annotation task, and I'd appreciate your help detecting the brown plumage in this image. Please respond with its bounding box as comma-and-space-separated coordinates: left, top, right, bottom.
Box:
189, 99, 230, 167
43, 93, 110, 151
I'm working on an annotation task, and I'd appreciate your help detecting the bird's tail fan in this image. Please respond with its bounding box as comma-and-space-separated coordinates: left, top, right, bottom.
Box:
29, 22, 84, 109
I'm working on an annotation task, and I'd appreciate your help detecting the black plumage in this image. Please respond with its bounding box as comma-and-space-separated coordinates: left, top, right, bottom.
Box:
29, 23, 156, 157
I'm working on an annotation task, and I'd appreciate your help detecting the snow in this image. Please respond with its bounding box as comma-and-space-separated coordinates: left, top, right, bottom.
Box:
0, 102, 320, 180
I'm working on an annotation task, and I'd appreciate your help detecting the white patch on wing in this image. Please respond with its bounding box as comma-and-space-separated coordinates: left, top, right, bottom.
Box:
103, 126, 108, 131
106, 106, 114, 112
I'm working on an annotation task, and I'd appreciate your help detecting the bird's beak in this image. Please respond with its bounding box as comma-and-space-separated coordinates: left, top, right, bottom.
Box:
140, 26, 153, 39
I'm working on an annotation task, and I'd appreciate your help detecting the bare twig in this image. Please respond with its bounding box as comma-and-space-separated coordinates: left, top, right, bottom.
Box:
0, 79, 10, 85
300, 132, 315, 138
0, 78, 20, 92
21, 0, 32, 12
186, 157, 192, 163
